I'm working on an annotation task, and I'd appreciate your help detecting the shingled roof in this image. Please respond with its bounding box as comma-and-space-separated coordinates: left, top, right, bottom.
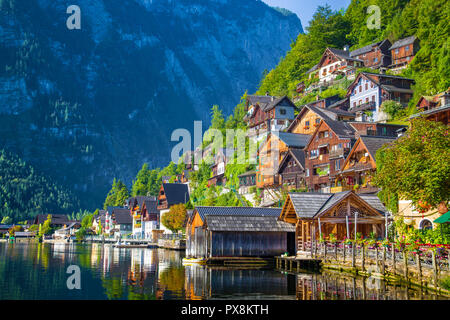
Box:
34, 214, 71, 226
360, 135, 396, 161
247, 95, 296, 112
389, 35, 417, 50
205, 215, 295, 232
162, 183, 190, 206
278, 148, 306, 173
195, 206, 282, 222
272, 131, 311, 148
287, 191, 387, 219
112, 208, 132, 225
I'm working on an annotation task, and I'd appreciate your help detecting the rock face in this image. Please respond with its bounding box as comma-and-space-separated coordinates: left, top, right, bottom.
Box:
0, 0, 302, 208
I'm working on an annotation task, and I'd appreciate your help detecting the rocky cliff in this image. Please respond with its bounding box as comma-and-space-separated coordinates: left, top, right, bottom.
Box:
0, 0, 302, 208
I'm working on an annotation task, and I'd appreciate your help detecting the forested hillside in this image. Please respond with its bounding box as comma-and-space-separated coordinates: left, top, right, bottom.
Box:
0, 150, 79, 222
258, 0, 449, 104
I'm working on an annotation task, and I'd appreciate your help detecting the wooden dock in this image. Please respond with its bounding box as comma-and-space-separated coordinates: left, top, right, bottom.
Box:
275, 255, 322, 273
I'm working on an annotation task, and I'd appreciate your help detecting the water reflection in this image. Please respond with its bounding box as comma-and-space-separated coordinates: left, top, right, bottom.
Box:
0, 242, 447, 300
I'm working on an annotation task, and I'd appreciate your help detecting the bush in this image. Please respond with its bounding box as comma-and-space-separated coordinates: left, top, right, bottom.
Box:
440, 276, 450, 290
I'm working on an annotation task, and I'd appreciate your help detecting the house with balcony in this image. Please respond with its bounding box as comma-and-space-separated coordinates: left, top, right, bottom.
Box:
207, 148, 234, 187
157, 183, 190, 234
128, 196, 157, 238
277, 148, 306, 191
304, 118, 356, 193
410, 90, 450, 125
389, 36, 420, 73
316, 47, 364, 85
243, 95, 296, 139
332, 135, 397, 194
256, 131, 311, 189
288, 103, 355, 136
347, 72, 414, 122
350, 39, 392, 70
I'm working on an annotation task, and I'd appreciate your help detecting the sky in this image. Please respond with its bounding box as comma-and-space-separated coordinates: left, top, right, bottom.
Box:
261, 0, 351, 29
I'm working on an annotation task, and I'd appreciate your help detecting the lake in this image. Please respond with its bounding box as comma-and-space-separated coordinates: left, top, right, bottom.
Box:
0, 242, 447, 300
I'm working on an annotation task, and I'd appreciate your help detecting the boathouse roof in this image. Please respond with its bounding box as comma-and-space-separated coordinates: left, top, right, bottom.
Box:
287, 191, 386, 219
195, 206, 281, 222
205, 215, 295, 232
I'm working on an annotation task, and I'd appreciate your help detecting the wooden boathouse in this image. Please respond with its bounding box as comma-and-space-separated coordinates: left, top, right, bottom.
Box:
186, 206, 296, 260
279, 191, 387, 253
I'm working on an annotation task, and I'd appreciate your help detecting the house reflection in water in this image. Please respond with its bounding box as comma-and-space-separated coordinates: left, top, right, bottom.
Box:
184, 265, 296, 300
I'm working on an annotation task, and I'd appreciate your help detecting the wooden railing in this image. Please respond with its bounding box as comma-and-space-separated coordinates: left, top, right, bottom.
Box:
299, 241, 450, 288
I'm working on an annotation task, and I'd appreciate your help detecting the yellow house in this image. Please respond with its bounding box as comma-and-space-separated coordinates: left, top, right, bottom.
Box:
398, 200, 447, 230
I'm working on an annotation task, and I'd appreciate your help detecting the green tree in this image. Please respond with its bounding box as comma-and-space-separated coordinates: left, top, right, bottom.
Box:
161, 204, 187, 233
1, 216, 12, 224
374, 118, 450, 212
103, 179, 130, 209
38, 214, 53, 237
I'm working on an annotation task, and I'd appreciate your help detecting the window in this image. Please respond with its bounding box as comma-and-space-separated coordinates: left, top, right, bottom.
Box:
365, 83, 368, 90
335, 160, 341, 170
374, 57, 378, 63
310, 149, 319, 158
405, 45, 409, 52
305, 120, 310, 127
359, 86, 362, 93
372, 95, 375, 102
395, 48, 399, 54
366, 97, 369, 103
315, 118, 321, 125
306, 169, 309, 177
419, 219, 433, 230
279, 108, 286, 115
324, 131, 329, 138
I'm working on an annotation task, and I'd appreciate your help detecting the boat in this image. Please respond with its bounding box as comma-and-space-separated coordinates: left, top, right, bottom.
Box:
113, 243, 150, 249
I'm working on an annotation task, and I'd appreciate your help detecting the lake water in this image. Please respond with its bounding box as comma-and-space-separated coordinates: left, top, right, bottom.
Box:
0, 242, 447, 300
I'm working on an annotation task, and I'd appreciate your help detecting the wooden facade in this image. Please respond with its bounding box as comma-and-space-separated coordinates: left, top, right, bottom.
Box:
304, 119, 355, 192
350, 39, 392, 69
186, 207, 295, 258
412, 90, 450, 126
389, 36, 420, 72
280, 192, 387, 253
278, 149, 306, 191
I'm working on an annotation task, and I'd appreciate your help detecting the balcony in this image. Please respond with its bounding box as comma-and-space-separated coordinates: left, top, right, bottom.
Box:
351, 101, 376, 113
329, 147, 349, 159
330, 185, 352, 193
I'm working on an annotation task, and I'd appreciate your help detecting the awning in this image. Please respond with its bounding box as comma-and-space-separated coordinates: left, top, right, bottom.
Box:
434, 211, 450, 224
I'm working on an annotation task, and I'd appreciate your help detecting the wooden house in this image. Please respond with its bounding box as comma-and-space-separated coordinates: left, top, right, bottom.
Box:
350, 39, 392, 70
332, 135, 397, 194
157, 183, 190, 233
238, 170, 256, 194
256, 131, 311, 189
280, 191, 387, 252
316, 47, 363, 85
411, 90, 450, 125
287, 104, 355, 136
110, 208, 132, 235
243, 95, 296, 136
347, 72, 414, 122
389, 36, 420, 72
348, 122, 407, 139
34, 214, 72, 228
140, 199, 159, 239
304, 118, 356, 193
305, 64, 319, 80
277, 148, 306, 191
186, 206, 296, 258
207, 148, 234, 187
128, 196, 157, 238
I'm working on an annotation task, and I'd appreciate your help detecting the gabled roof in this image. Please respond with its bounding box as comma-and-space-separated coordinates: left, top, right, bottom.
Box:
34, 214, 71, 226
341, 135, 396, 171
305, 64, 318, 74
304, 118, 355, 152
194, 206, 282, 223
128, 196, 156, 210
318, 48, 362, 68
350, 39, 391, 57
247, 95, 296, 113
161, 183, 190, 206
389, 36, 417, 50
286, 191, 386, 219
112, 208, 132, 225
278, 148, 306, 174
271, 131, 311, 148
205, 215, 295, 232
143, 199, 159, 214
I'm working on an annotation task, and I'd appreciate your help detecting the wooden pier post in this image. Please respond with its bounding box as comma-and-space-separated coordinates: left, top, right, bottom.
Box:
352, 243, 356, 268
403, 250, 408, 282
432, 250, 438, 286
290, 259, 293, 272
343, 244, 346, 264
297, 260, 300, 272
324, 241, 327, 261
392, 243, 396, 275
382, 246, 386, 276
416, 252, 422, 285
335, 242, 338, 262
361, 244, 365, 272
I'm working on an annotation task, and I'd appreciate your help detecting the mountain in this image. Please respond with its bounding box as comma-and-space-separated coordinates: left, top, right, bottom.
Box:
0, 0, 303, 209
